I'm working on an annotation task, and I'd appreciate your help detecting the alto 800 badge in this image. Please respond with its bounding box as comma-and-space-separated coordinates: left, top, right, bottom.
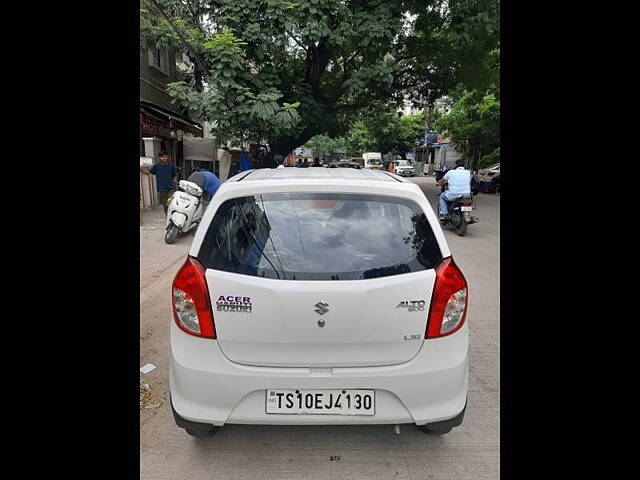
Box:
396, 300, 426, 312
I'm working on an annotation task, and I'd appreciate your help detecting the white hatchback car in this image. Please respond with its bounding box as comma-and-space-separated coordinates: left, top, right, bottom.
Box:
170, 168, 469, 437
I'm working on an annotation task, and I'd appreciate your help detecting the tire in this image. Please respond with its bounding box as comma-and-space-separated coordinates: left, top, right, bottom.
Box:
452, 211, 467, 236
419, 425, 453, 435
185, 427, 219, 438
165, 223, 180, 244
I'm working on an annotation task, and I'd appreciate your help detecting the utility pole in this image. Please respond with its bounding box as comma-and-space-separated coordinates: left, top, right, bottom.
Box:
424, 93, 434, 171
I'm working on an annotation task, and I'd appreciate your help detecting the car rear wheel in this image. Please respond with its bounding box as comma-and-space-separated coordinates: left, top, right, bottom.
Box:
419, 425, 453, 435
185, 427, 220, 438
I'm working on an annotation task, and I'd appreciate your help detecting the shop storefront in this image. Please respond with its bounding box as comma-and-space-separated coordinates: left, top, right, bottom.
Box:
140, 102, 203, 180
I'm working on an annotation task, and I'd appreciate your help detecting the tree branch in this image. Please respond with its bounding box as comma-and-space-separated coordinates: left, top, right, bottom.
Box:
148, 0, 210, 80
285, 30, 307, 50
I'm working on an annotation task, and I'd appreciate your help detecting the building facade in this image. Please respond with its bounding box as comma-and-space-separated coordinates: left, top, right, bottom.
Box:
140, 45, 203, 179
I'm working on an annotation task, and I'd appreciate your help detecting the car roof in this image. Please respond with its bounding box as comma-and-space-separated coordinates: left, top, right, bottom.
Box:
227, 167, 406, 183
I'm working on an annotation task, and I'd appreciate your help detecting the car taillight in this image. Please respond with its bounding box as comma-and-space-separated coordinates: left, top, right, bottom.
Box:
172, 257, 216, 338
426, 257, 468, 338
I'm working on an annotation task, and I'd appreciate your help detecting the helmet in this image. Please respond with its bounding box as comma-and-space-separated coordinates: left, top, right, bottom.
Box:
187, 171, 206, 189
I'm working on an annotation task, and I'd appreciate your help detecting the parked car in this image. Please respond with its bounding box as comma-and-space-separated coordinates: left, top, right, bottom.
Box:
477, 162, 500, 182
327, 161, 361, 169
170, 167, 469, 437
393, 159, 416, 177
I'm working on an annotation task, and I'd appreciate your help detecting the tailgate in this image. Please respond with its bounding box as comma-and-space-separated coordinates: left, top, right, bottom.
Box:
208, 269, 435, 367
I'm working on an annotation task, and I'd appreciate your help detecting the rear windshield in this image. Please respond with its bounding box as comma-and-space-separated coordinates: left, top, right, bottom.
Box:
198, 193, 442, 280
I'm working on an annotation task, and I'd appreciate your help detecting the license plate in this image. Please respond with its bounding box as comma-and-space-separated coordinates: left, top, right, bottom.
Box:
266, 389, 375, 415
461, 206, 472, 211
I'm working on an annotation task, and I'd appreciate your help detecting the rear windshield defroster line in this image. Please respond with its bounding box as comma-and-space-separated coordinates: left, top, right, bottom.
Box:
197, 193, 442, 280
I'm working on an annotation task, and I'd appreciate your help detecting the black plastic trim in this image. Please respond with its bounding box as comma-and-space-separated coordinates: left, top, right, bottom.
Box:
418, 399, 467, 429
236, 170, 254, 181
171, 397, 216, 432
380, 171, 404, 182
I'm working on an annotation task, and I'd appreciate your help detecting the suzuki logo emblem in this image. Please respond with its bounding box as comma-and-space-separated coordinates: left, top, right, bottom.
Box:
314, 302, 329, 316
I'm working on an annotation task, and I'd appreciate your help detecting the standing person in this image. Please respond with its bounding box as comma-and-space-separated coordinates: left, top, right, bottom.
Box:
438, 159, 471, 220
187, 170, 221, 210
148, 151, 176, 214
239, 150, 251, 172
383, 158, 390, 172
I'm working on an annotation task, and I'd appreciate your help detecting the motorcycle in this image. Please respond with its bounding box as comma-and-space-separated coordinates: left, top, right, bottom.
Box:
165, 180, 204, 244
439, 195, 479, 237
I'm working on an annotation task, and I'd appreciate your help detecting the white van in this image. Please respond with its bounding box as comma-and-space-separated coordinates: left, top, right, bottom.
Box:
362, 152, 383, 169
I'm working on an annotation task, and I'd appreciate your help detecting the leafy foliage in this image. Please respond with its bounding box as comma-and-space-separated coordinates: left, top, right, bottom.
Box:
305, 108, 426, 159
435, 90, 499, 169
304, 135, 342, 160
141, 0, 500, 162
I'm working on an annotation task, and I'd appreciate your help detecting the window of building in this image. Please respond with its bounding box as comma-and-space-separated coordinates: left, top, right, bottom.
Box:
148, 46, 170, 75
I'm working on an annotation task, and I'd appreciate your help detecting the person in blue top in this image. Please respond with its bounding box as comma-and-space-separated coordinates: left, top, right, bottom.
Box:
187, 169, 222, 209
148, 151, 177, 214
438, 159, 472, 219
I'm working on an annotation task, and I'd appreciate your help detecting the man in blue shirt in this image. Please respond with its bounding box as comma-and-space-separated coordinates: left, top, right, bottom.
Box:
187, 170, 222, 209
148, 151, 177, 214
438, 159, 471, 219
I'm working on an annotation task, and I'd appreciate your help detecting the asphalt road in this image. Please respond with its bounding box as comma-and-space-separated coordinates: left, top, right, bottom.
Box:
139, 175, 500, 479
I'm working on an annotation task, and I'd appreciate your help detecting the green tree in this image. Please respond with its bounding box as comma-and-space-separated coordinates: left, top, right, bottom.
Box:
141, 0, 499, 166
140, 0, 213, 92
304, 135, 341, 161
306, 108, 426, 160
434, 90, 499, 170
396, 112, 427, 156
392, 0, 500, 109
340, 120, 377, 157
344, 108, 426, 158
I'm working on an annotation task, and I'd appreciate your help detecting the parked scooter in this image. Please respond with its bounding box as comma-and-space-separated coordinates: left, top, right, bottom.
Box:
439, 195, 479, 237
165, 180, 204, 244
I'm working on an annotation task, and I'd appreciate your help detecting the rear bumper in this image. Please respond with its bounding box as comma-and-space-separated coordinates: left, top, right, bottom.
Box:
169, 320, 468, 427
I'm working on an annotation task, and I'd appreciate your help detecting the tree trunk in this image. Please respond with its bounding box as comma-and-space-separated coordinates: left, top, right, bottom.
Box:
193, 65, 204, 92
261, 132, 316, 169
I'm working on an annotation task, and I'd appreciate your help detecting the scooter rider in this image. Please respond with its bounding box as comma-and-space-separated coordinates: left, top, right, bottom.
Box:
187, 169, 221, 210
438, 159, 471, 220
